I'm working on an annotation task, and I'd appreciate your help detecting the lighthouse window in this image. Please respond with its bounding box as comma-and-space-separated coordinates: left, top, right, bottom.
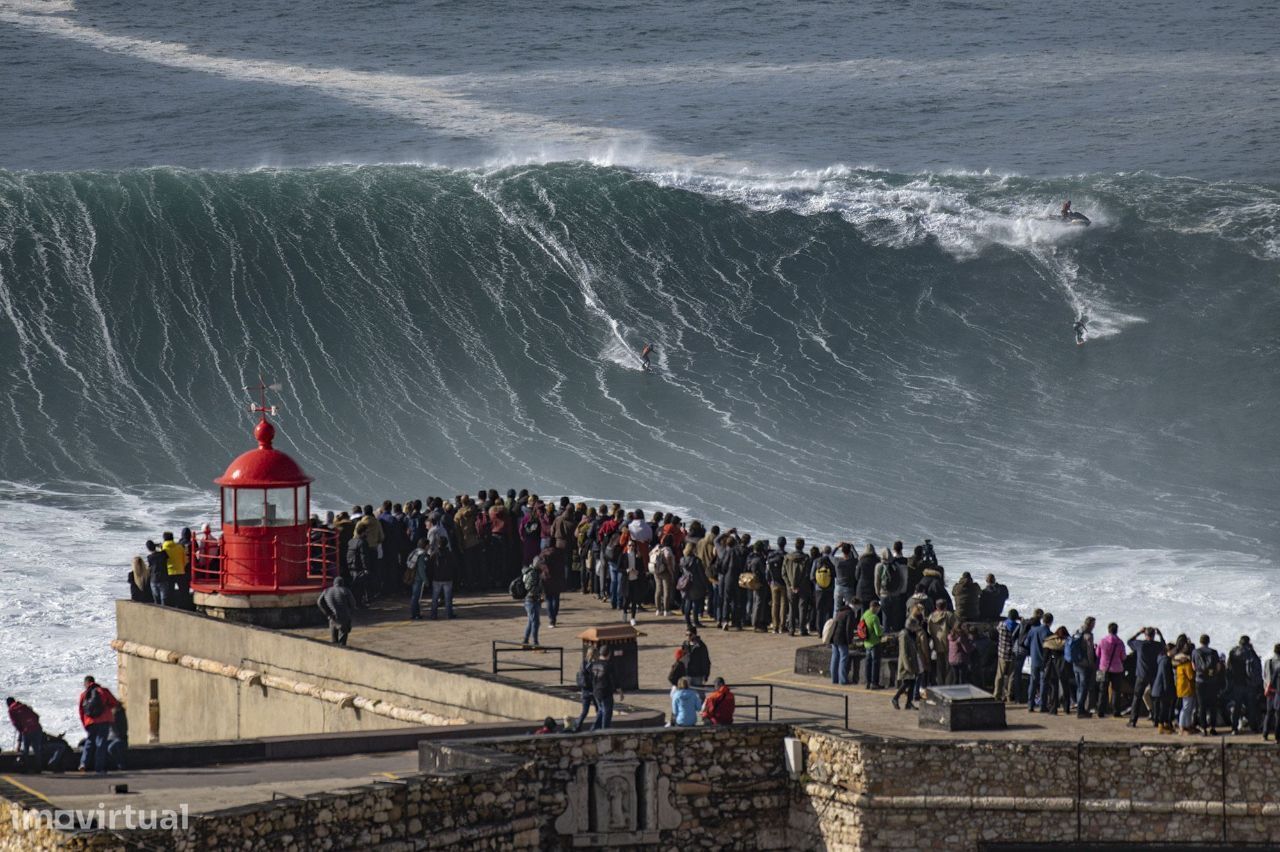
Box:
235, 489, 265, 527
264, 487, 297, 527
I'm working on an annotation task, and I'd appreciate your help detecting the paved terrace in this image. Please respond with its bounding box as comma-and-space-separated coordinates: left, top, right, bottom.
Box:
292, 589, 1189, 745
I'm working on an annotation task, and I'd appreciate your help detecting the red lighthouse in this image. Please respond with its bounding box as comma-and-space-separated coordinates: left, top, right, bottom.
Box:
190, 383, 335, 625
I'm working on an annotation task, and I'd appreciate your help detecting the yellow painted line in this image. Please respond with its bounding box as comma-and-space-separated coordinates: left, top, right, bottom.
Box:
1, 774, 53, 804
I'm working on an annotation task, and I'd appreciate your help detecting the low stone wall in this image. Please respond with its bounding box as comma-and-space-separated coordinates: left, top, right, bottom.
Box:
792, 728, 1280, 850
7, 725, 1280, 850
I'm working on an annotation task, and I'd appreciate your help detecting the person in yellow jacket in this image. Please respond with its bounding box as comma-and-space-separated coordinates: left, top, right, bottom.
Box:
160, 531, 188, 608
1174, 649, 1198, 734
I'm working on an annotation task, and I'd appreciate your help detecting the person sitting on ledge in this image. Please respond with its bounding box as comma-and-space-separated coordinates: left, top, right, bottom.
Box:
701, 677, 735, 725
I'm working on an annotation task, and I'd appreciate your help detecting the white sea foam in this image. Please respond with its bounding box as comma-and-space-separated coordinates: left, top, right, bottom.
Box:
0, 482, 213, 738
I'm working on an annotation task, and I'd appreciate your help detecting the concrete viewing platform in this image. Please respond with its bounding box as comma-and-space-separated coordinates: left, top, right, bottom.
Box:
290, 588, 1194, 746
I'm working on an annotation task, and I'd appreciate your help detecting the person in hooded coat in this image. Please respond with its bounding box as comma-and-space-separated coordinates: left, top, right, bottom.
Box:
854, 544, 880, 605
892, 605, 929, 710
951, 572, 980, 622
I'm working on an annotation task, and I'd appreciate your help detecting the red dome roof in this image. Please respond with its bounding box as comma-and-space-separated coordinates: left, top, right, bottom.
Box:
215, 418, 313, 487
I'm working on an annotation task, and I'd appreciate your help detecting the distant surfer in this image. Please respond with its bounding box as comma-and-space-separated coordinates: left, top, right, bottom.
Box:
640, 343, 654, 371
1073, 316, 1088, 346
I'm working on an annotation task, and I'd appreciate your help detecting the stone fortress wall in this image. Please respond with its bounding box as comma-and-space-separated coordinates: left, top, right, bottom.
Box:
5, 723, 1280, 851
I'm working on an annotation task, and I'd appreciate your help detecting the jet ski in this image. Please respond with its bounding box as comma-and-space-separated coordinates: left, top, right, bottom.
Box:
1062, 211, 1091, 226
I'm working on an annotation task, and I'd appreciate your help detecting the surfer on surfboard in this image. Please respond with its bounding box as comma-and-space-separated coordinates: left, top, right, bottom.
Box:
1073, 316, 1088, 345
640, 343, 654, 371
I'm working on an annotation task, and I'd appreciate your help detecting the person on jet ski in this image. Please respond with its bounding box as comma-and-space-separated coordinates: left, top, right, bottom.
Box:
1061, 200, 1073, 219
1073, 316, 1088, 344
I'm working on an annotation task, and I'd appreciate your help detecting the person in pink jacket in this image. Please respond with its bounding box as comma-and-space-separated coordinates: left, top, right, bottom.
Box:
1095, 622, 1128, 717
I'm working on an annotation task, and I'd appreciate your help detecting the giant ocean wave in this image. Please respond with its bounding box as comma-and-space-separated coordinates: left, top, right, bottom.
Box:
2, 161, 1278, 735
1, 162, 1276, 550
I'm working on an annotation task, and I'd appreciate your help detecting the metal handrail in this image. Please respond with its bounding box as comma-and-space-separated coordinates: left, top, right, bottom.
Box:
732, 683, 850, 729
491, 640, 565, 684
188, 529, 336, 593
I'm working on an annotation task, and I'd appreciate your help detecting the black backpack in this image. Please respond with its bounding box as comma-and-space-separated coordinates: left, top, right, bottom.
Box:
604, 531, 623, 563
82, 686, 104, 718
509, 575, 527, 600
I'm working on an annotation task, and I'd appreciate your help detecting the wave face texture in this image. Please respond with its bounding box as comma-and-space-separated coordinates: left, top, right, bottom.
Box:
0, 163, 1277, 556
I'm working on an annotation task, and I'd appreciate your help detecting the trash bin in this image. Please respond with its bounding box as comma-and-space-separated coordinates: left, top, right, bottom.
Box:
577, 625, 639, 691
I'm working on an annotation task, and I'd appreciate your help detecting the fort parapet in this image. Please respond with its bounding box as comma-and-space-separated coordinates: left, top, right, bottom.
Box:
4, 723, 1280, 850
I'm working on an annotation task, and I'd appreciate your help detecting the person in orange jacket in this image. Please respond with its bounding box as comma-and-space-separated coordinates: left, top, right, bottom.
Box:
701, 677, 736, 725
77, 675, 119, 774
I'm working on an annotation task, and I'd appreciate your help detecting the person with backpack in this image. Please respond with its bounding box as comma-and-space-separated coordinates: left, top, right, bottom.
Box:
1192, 635, 1223, 735
428, 516, 458, 620
811, 546, 835, 634
6, 697, 43, 774
860, 600, 885, 689
678, 544, 708, 629
1069, 617, 1098, 718
829, 601, 855, 686
832, 543, 857, 614
407, 537, 431, 621
1026, 612, 1054, 712
783, 539, 812, 637
77, 675, 119, 774
875, 547, 907, 632
520, 556, 546, 647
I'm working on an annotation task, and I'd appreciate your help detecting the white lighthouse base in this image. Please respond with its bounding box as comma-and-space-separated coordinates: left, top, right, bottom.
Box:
193, 590, 328, 629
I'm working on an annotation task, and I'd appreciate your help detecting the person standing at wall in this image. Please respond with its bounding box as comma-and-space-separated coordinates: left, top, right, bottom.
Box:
1070, 617, 1099, 718
861, 600, 885, 689
1095, 622, 1127, 717
830, 600, 855, 686
77, 676, 119, 774
994, 609, 1021, 701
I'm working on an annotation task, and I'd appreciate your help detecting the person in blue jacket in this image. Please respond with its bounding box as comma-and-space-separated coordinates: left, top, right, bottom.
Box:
671, 677, 700, 726
1027, 612, 1054, 712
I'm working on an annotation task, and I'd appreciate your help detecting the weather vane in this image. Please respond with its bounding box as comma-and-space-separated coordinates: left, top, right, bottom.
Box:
245, 377, 283, 417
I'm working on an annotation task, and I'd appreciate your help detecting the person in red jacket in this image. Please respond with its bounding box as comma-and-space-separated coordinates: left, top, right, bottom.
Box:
77, 676, 119, 774
701, 677, 736, 725
6, 697, 43, 773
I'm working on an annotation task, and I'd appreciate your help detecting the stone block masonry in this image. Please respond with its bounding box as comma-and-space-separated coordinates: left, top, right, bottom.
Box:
6, 724, 1280, 850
